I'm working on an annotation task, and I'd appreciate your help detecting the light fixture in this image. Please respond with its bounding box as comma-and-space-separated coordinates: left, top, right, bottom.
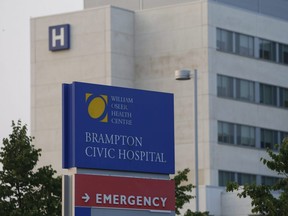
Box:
175, 69, 199, 212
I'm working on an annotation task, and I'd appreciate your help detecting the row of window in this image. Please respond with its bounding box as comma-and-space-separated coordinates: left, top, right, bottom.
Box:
219, 170, 280, 187
218, 121, 288, 149
217, 28, 288, 65
217, 74, 288, 108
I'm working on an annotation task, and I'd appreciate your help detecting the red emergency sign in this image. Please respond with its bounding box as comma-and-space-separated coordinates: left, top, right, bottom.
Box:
75, 174, 175, 211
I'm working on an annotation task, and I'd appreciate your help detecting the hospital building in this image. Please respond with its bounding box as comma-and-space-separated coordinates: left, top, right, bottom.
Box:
31, 0, 288, 215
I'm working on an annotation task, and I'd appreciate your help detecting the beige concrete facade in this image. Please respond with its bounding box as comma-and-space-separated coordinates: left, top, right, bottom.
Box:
31, 0, 288, 215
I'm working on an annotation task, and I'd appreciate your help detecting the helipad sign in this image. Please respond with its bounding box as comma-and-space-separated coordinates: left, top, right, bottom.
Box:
49, 24, 70, 51
62, 82, 175, 174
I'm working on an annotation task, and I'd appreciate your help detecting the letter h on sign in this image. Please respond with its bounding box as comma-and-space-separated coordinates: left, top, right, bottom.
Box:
49, 24, 70, 51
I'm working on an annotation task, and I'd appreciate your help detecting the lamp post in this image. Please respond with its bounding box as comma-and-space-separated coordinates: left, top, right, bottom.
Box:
175, 69, 199, 212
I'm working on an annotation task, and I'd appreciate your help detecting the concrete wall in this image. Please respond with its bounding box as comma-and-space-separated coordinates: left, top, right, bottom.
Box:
85, 0, 288, 21
220, 191, 252, 216
133, 1, 211, 188
214, 0, 288, 21
84, 0, 199, 10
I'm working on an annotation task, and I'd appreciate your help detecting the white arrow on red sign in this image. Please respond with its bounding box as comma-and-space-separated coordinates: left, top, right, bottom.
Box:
82, 193, 90, 203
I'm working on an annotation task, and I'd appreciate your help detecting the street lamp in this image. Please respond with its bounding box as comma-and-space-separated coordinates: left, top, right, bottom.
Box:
175, 69, 199, 212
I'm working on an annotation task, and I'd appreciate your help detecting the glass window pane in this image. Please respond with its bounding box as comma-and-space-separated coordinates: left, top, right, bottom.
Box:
236, 125, 255, 147
219, 171, 235, 186
261, 176, 279, 186
279, 43, 288, 65
217, 75, 234, 98
280, 132, 288, 143
280, 87, 288, 108
261, 129, 278, 149
236, 33, 254, 57
259, 39, 276, 61
217, 29, 233, 52
218, 121, 234, 144
236, 79, 255, 102
260, 84, 277, 106
238, 173, 256, 185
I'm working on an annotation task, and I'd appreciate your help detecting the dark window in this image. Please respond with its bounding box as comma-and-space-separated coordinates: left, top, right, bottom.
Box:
279, 87, 288, 108
259, 39, 276, 61
235, 33, 254, 57
238, 173, 256, 185
217, 75, 234, 98
260, 84, 277, 106
217, 29, 233, 52
280, 131, 288, 143
218, 121, 234, 144
261, 176, 279, 186
261, 129, 278, 149
219, 171, 235, 186
236, 125, 256, 147
279, 43, 288, 65
236, 79, 255, 102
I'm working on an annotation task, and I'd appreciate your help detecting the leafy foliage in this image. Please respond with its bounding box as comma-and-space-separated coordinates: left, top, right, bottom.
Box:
174, 168, 194, 215
226, 138, 288, 216
174, 168, 209, 216
184, 209, 209, 216
0, 120, 61, 216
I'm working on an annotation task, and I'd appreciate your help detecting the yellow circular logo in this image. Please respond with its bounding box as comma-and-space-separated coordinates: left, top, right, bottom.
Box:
88, 97, 106, 119
86, 94, 108, 122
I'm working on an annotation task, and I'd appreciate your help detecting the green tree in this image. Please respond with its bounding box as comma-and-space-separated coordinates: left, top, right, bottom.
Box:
0, 120, 61, 216
226, 138, 288, 216
174, 168, 209, 216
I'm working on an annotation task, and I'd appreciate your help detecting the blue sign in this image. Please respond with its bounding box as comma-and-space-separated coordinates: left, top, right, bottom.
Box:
62, 82, 175, 174
75, 207, 90, 215
49, 24, 70, 51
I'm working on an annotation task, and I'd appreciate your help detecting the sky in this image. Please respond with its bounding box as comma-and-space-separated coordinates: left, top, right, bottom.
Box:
0, 0, 82, 142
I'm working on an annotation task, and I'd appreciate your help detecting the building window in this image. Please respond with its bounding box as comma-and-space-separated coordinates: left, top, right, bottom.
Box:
217, 75, 234, 98
236, 125, 256, 147
219, 171, 235, 187
216, 28, 288, 67
259, 39, 276, 61
235, 33, 254, 57
279, 87, 288, 108
260, 84, 277, 106
217, 74, 288, 109
218, 120, 287, 150
261, 129, 278, 149
279, 43, 288, 65
217, 28, 233, 53
236, 79, 255, 102
218, 121, 234, 144
238, 173, 256, 185
261, 176, 279, 186
280, 131, 288, 143
219, 171, 282, 187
